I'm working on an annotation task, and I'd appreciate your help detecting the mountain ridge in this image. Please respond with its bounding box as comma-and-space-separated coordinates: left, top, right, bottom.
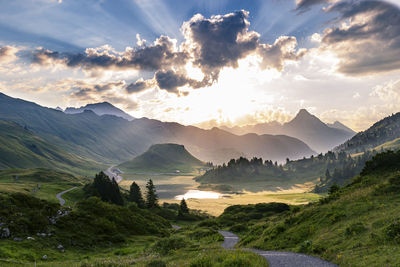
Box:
0, 92, 315, 166
219, 109, 355, 152
64, 101, 135, 121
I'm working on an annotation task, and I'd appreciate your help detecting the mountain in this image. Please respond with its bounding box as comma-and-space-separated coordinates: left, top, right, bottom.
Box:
0, 92, 315, 166
0, 120, 102, 175
118, 143, 205, 173
335, 112, 400, 154
65, 102, 135, 121
220, 109, 355, 152
326, 121, 356, 134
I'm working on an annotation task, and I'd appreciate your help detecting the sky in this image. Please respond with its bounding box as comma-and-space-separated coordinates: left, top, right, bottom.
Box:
1, 0, 400, 131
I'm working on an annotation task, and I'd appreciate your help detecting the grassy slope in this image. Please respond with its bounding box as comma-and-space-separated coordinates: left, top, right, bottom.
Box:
0, 168, 87, 205
0, 120, 104, 176
238, 151, 400, 266
119, 143, 205, 174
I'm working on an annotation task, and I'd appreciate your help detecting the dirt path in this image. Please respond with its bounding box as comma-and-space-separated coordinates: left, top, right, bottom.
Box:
55, 187, 77, 206
218, 230, 337, 267
105, 165, 123, 183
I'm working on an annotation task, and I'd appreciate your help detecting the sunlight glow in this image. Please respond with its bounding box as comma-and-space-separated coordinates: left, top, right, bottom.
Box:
175, 190, 222, 200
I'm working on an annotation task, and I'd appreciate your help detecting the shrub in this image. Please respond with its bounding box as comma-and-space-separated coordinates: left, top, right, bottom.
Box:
345, 222, 367, 237
146, 259, 166, 267
152, 236, 189, 255
229, 223, 248, 233
384, 219, 400, 243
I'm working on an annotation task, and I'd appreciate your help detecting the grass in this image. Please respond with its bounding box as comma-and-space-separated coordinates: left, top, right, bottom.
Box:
164, 191, 321, 216
0, 120, 104, 176
118, 144, 206, 174
0, 168, 87, 205
233, 152, 400, 266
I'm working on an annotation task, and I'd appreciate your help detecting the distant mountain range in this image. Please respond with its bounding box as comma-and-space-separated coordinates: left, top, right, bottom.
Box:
118, 143, 205, 173
0, 92, 315, 171
335, 112, 400, 154
220, 109, 355, 153
64, 102, 135, 121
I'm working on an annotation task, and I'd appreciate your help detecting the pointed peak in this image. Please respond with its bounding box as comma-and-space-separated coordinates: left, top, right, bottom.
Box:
297, 108, 311, 116
294, 109, 314, 120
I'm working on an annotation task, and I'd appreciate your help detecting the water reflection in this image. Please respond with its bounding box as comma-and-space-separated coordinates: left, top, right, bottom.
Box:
175, 190, 221, 200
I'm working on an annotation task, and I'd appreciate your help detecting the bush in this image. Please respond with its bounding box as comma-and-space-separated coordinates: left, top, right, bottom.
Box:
229, 224, 248, 233
189, 228, 217, 240
152, 236, 189, 255
384, 219, 400, 243
345, 222, 367, 237
146, 259, 166, 267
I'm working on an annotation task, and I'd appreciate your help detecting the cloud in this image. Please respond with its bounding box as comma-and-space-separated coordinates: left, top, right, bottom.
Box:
65, 79, 138, 111
258, 36, 307, 71
181, 10, 259, 75
33, 37, 188, 71
125, 78, 154, 94
0, 46, 19, 63
315, 0, 400, 75
69, 80, 126, 99
295, 0, 330, 12
31, 10, 306, 94
370, 79, 400, 102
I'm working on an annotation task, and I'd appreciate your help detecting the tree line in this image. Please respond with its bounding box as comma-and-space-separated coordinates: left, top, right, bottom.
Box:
84, 171, 189, 217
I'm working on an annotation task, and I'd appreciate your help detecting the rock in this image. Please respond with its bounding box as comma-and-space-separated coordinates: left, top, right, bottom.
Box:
27, 236, 35, 240
37, 233, 47, 237
42, 255, 47, 260
57, 244, 64, 250
13, 237, 22, 241
0, 227, 10, 238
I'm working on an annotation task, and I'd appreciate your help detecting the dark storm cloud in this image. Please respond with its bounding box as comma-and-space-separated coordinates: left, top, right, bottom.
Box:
125, 79, 154, 94
321, 0, 400, 75
31, 10, 306, 94
33, 36, 188, 71
295, 0, 330, 12
182, 10, 259, 76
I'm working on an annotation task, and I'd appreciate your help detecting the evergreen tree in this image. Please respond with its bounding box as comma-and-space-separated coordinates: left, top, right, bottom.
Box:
325, 169, 331, 179
179, 198, 189, 214
129, 182, 145, 208
145, 179, 158, 208
89, 171, 124, 206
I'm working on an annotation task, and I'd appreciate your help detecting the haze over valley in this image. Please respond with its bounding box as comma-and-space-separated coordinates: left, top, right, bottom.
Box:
1, 0, 400, 266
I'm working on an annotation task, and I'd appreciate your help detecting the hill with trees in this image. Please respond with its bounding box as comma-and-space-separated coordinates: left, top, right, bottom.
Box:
335, 111, 400, 154
196, 151, 375, 193
118, 143, 206, 173
227, 150, 400, 266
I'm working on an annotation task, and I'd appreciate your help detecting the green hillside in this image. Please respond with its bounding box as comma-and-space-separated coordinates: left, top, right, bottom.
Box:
0, 92, 315, 165
0, 168, 87, 205
0, 120, 103, 176
118, 143, 205, 173
231, 150, 400, 266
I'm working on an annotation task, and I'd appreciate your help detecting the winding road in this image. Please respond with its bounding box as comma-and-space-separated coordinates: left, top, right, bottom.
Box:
218, 230, 337, 267
55, 187, 77, 206
105, 166, 123, 184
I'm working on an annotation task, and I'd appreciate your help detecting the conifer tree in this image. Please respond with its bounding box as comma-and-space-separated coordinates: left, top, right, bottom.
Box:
179, 198, 189, 215
145, 179, 158, 208
129, 181, 145, 208
91, 171, 124, 206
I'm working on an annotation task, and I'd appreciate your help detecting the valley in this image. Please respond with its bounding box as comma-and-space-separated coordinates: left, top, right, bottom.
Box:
1, 93, 400, 266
